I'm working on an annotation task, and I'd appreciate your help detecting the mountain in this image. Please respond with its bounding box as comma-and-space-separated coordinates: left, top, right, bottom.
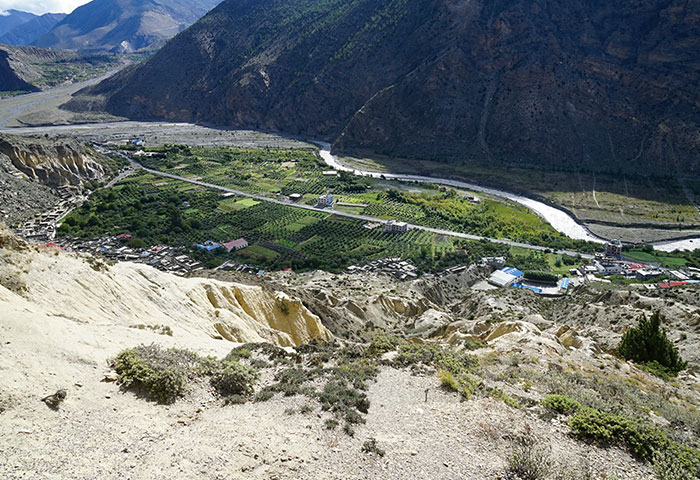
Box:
0, 13, 66, 46
32, 0, 223, 52
0, 46, 40, 93
0, 10, 36, 37
0, 44, 120, 93
73, 0, 700, 177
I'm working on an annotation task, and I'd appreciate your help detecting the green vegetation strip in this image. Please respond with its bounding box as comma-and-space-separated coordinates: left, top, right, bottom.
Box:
58, 171, 508, 273
125, 144, 599, 253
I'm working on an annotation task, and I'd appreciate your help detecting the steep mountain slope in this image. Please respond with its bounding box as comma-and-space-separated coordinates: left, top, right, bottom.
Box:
33, 0, 222, 52
0, 13, 66, 46
0, 44, 122, 92
74, 0, 700, 177
0, 133, 108, 187
0, 133, 114, 226
0, 48, 38, 92
0, 10, 36, 37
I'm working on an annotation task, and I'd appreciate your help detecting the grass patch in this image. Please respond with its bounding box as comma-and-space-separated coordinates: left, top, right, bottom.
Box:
241, 244, 280, 260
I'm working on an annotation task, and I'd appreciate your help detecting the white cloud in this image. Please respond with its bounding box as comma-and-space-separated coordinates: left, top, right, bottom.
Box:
0, 0, 90, 15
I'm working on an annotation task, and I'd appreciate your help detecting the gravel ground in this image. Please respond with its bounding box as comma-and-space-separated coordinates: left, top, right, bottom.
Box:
0, 364, 654, 480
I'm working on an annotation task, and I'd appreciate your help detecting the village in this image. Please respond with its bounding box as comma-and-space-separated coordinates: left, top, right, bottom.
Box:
50, 235, 206, 276
483, 240, 700, 297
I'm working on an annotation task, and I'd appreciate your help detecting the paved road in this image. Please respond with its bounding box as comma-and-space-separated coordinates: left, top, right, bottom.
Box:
122, 153, 593, 259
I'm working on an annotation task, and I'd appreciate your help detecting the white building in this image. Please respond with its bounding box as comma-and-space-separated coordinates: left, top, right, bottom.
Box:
316, 194, 334, 208
487, 267, 524, 288
385, 220, 409, 233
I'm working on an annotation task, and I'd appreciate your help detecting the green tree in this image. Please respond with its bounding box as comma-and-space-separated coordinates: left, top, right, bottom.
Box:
617, 311, 687, 377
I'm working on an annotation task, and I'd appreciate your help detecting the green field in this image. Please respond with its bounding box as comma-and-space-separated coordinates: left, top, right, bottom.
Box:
58, 171, 509, 273
127, 145, 599, 253
339, 154, 700, 230
218, 197, 260, 212
624, 250, 688, 268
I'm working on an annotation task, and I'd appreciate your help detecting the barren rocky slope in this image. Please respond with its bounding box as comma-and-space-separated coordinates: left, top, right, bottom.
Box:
212, 266, 700, 366
0, 227, 330, 346
1, 229, 698, 479
71, 0, 700, 177
0, 134, 113, 226
0, 133, 108, 187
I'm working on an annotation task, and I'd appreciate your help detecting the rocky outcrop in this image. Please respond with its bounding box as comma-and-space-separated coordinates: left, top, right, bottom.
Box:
73, 0, 700, 177
0, 134, 107, 187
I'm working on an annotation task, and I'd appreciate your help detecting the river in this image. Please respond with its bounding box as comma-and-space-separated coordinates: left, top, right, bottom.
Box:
0, 114, 696, 252
317, 143, 699, 252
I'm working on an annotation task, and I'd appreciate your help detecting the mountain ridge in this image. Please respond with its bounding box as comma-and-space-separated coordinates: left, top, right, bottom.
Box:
33, 0, 222, 52
0, 13, 66, 46
70, 0, 700, 177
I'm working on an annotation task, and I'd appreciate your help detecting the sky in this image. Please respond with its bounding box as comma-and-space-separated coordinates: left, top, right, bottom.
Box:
0, 0, 90, 15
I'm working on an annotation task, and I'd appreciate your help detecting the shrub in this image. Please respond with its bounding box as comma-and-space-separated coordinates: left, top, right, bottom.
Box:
439, 369, 477, 399
653, 449, 696, 480
542, 394, 582, 415
318, 379, 370, 423
463, 337, 487, 351
505, 433, 552, 480
367, 333, 404, 356
567, 407, 699, 474
210, 360, 258, 397
270, 367, 309, 396
568, 408, 636, 448
324, 418, 339, 430
361, 438, 385, 457
254, 387, 275, 402
617, 311, 687, 377
393, 343, 477, 376
110, 344, 201, 404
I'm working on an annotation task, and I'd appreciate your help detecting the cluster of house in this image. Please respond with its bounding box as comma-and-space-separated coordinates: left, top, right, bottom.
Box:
54, 235, 205, 276
346, 257, 418, 280
194, 238, 249, 253
17, 187, 85, 242
573, 241, 700, 289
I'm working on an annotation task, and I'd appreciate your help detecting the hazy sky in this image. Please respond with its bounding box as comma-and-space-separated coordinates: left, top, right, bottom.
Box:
0, 0, 90, 15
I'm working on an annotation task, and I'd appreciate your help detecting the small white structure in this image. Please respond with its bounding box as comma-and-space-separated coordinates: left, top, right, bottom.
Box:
595, 261, 623, 275
669, 270, 689, 281
488, 267, 524, 288
316, 193, 335, 208
488, 270, 518, 288
385, 220, 409, 233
